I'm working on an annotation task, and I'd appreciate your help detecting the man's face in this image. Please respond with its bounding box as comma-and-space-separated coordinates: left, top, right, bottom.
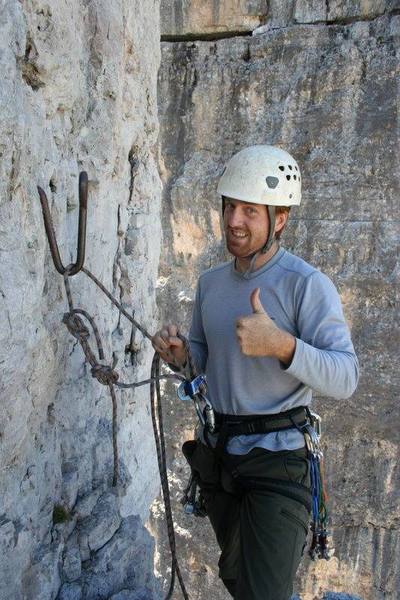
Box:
223, 197, 269, 258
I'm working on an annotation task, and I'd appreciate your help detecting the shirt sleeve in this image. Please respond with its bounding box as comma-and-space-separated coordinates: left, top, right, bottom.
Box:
284, 271, 359, 399
188, 279, 208, 373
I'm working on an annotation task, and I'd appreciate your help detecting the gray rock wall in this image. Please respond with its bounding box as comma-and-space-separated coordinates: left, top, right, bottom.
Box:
0, 1, 162, 599
155, 2, 400, 599
161, 0, 269, 38
160, 0, 400, 38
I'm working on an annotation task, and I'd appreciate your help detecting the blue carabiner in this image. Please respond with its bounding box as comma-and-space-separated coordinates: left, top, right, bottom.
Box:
177, 375, 206, 401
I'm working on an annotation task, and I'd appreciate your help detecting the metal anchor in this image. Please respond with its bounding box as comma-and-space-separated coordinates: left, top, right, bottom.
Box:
37, 171, 88, 276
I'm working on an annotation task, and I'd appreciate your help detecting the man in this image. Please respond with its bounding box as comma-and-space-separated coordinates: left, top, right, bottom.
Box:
152, 145, 359, 599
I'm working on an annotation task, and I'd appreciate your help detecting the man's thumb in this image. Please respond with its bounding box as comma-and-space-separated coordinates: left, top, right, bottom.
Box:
250, 288, 266, 314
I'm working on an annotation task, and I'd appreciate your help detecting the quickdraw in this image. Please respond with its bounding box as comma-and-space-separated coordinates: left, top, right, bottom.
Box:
297, 411, 331, 560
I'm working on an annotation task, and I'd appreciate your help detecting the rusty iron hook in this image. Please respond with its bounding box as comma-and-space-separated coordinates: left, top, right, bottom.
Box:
37, 172, 88, 276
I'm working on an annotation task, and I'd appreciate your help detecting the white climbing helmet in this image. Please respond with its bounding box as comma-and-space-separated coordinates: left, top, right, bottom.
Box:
217, 145, 301, 206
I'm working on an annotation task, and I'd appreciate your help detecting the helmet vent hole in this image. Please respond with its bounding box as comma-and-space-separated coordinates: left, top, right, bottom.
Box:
293, 175, 297, 180
279, 165, 285, 171
286, 175, 291, 180
289, 194, 293, 199
266, 176, 279, 189
295, 166, 298, 171
288, 165, 293, 170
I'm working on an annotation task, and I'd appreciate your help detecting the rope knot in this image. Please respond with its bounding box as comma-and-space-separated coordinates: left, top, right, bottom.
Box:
62, 313, 90, 340
91, 364, 119, 386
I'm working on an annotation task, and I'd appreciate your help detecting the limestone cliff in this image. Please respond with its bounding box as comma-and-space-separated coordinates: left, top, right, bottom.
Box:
154, 1, 400, 599
161, 0, 268, 38
0, 1, 162, 599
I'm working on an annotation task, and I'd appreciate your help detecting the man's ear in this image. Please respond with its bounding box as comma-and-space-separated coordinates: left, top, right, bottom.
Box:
274, 211, 289, 236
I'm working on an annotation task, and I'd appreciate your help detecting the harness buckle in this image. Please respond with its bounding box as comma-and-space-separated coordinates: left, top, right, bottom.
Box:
247, 422, 256, 434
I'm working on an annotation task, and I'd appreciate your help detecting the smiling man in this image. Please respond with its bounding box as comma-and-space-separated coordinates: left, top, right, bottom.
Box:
152, 145, 359, 600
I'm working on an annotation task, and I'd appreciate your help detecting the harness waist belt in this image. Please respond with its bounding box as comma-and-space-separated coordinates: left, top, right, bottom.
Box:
213, 405, 308, 438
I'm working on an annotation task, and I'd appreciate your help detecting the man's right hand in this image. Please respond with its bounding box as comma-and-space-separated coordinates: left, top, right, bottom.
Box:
151, 324, 187, 368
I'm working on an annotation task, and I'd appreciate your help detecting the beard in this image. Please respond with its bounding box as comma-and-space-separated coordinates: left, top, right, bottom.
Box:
225, 229, 254, 258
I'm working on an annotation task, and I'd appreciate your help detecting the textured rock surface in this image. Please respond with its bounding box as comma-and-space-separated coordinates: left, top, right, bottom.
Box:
153, 4, 400, 600
161, 0, 268, 37
160, 0, 400, 37
0, 1, 162, 599
261, 0, 399, 30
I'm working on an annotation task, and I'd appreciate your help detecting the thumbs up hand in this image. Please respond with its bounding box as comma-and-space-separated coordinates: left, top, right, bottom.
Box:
236, 288, 296, 365
249, 287, 268, 316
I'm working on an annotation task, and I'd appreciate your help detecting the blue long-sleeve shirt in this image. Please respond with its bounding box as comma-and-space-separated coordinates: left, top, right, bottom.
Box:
189, 247, 359, 453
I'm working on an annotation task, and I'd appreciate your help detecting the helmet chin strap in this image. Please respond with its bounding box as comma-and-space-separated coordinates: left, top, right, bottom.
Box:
263, 205, 277, 253
242, 205, 276, 279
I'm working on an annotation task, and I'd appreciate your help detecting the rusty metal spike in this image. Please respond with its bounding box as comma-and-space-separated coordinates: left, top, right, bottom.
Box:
38, 171, 88, 276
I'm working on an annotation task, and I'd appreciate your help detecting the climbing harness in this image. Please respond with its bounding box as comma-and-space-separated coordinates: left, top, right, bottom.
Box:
211, 405, 308, 458
180, 403, 331, 560
37, 172, 209, 599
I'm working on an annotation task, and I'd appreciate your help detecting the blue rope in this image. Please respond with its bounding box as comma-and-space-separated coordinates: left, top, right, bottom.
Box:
310, 454, 321, 523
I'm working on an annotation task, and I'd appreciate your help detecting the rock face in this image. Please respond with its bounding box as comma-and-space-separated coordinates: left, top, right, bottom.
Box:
0, 1, 162, 599
258, 0, 397, 30
154, 2, 400, 599
161, 0, 269, 38
160, 0, 399, 38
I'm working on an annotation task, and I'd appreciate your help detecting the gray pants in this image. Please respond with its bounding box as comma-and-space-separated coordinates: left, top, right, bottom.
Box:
183, 441, 311, 600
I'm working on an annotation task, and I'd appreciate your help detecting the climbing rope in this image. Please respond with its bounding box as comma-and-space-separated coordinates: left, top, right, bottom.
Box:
38, 172, 192, 599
